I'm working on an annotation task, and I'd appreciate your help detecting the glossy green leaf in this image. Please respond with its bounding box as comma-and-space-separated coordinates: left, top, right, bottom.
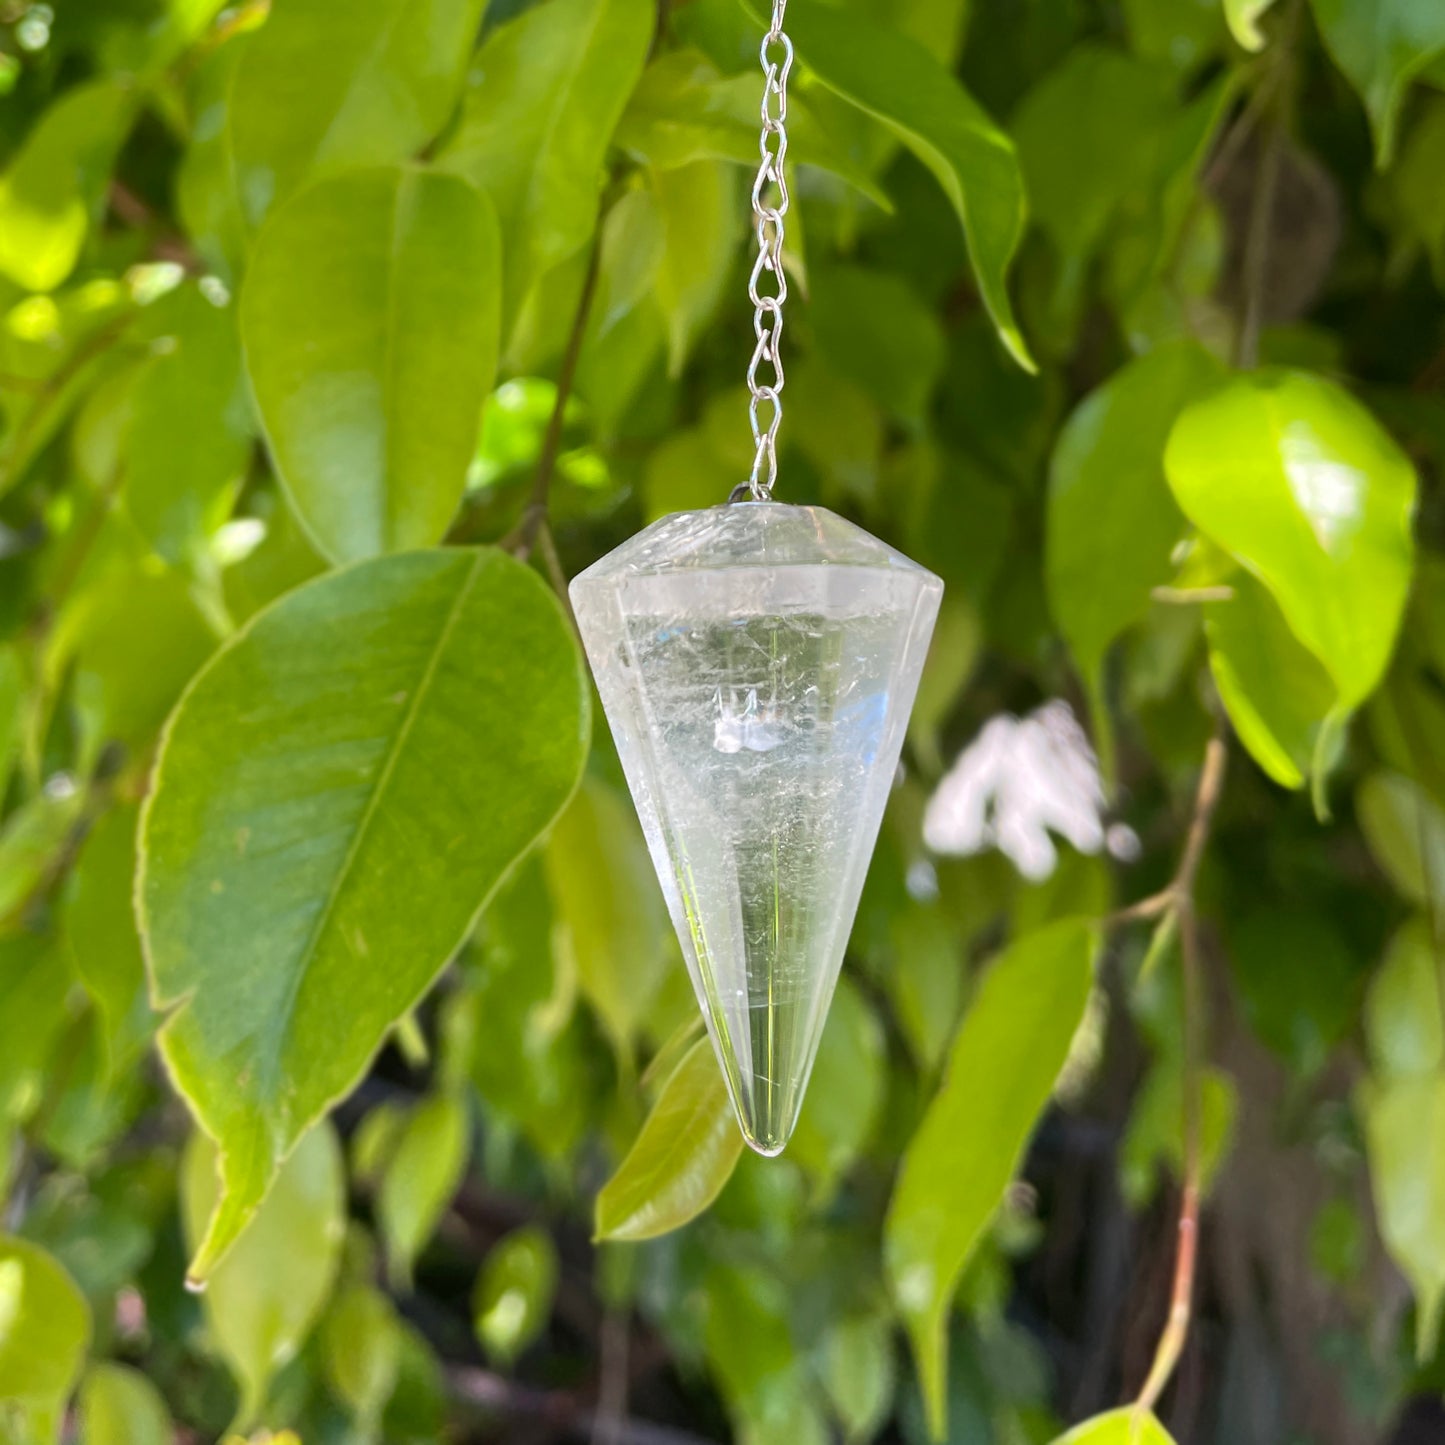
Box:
762, 0, 1033, 370
241, 166, 502, 564
595, 1037, 745, 1241
227, 0, 486, 227
1049, 1408, 1177, 1445
651, 160, 739, 376
140, 548, 588, 1279
181, 1125, 345, 1428
175, 35, 250, 279
887, 904, 964, 1074
1204, 572, 1338, 790
378, 1092, 470, 1288
545, 778, 668, 1058
1046, 340, 1224, 686
1310, 0, 1445, 166
1361, 1073, 1445, 1359
438, 0, 653, 314
472, 1224, 559, 1366
885, 919, 1095, 1437
1357, 771, 1445, 906
1165, 370, 1416, 711
1224, 0, 1279, 50
78, 1363, 173, 1445
789, 978, 886, 1194
322, 1285, 402, 1427
62, 803, 153, 1073
0, 81, 135, 292
0, 1235, 90, 1445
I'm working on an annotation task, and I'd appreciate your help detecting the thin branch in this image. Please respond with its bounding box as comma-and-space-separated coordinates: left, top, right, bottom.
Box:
592, 1308, 632, 1445
503, 219, 606, 562
1120, 730, 1227, 1426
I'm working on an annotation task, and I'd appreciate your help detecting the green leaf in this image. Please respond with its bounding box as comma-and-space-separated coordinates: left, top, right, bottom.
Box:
595, 1036, 745, 1241
0, 1236, 91, 1445
139, 548, 588, 1280
62, 803, 154, 1073
438, 0, 653, 316
1381, 96, 1445, 287
322, 1285, 403, 1427
821, 1313, 895, 1443
181, 1124, 345, 1428
378, 1092, 470, 1288
1048, 1408, 1177, 1445
1356, 771, 1445, 906
1013, 46, 1177, 299
614, 49, 892, 210
1204, 572, 1338, 790
544, 778, 669, 1058
0, 81, 135, 292
1125, 0, 1225, 70
760, 0, 1033, 371
651, 160, 739, 376
241, 166, 502, 564
1165, 371, 1417, 711
885, 919, 1096, 1438
1361, 1073, 1445, 1359
1119, 1060, 1237, 1208
1046, 339, 1224, 686
811, 266, 947, 427
227, 0, 486, 227
1310, 0, 1445, 166
0, 782, 87, 924
78, 1363, 173, 1445
121, 285, 252, 571
175, 35, 251, 280
887, 904, 965, 1073
1365, 916, 1445, 1080
1224, 0, 1279, 50
472, 1224, 560, 1366
0, 935, 74, 1125
0, 646, 23, 802
788, 978, 886, 1194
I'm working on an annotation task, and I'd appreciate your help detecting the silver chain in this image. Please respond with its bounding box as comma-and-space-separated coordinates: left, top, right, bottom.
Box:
736, 0, 792, 502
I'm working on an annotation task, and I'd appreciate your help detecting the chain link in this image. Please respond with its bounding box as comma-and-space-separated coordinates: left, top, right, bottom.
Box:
735, 0, 791, 502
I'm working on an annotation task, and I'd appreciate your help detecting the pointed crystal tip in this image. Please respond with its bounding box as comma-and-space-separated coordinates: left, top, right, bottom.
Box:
572, 504, 942, 1153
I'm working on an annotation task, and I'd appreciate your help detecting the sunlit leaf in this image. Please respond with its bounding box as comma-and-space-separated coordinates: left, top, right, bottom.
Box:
1048, 1407, 1177, 1444
1224, 0, 1279, 50
140, 549, 588, 1279
0, 82, 135, 292
885, 919, 1095, 1437
595, 1037, 744, 1241
651, 160, 739, 376
472, 1224, 559, 1366
0, 1235, 91, 1445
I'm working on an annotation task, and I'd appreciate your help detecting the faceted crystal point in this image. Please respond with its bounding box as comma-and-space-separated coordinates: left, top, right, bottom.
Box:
571, 504, 942, 1155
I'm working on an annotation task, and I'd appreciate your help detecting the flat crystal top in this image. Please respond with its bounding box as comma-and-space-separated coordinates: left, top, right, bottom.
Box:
571, 503, 936, 584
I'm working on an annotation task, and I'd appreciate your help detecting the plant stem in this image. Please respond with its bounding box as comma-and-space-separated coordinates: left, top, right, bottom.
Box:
504, 222, 605, 562
1127, 730, 1227, 1424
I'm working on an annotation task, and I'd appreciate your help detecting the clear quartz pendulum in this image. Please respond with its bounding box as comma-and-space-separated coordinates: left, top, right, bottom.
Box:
570, 1, 942, 1156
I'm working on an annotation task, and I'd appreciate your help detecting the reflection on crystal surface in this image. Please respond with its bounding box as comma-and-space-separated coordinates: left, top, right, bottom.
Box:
572, 504, 942, 1155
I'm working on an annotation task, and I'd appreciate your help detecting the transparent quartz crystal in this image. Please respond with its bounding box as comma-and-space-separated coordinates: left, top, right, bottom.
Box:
571, 503, 942, 1155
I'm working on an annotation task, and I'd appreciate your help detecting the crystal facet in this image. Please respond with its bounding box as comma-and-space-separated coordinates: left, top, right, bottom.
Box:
571, 504, 942, 1155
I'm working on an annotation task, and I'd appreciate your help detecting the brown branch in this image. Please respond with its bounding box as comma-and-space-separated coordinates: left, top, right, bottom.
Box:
503, 220, 606, 562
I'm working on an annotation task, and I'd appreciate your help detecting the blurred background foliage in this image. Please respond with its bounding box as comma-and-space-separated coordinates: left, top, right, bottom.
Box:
3, 0, 1445, 1443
